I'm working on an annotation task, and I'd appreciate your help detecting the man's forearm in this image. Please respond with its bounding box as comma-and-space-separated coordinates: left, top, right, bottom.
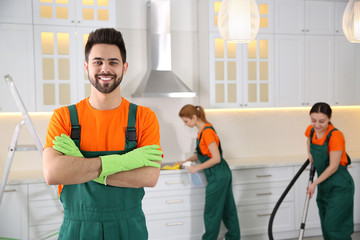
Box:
106, 166, 160, 188
43, 147, 101, 185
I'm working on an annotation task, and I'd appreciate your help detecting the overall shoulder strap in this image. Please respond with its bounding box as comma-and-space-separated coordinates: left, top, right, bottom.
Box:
325, 128, 352, 165
309, 128, 315, 144
67, 104, 81, 148
125, 103, 138, 150
325, 128, 338, 143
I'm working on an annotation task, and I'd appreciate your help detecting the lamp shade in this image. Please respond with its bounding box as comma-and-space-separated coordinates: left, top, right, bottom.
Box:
343, 0, 360, 43
218, 0, 260, 43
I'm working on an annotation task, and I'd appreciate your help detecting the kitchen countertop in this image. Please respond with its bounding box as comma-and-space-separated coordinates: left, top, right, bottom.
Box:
4, 152, 360, 184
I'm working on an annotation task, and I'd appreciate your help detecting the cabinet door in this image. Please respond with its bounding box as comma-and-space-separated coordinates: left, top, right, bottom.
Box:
33, 0, 115, 27
74, 0, 116, 27
305, 1, 334, 35
0, 185, 28, 240
33, 0, 76, 26
209, 32, 244, 108
274, 0, 304, 34
0, 0, 33, 24
0, 24, 36, 112
348, 163, 360, 224
335, 1, 347, 36
34, 25, 78, 111
334, 36, 360, 105
28, 183, 63, 240
257, 0, 275, 34
304, 35, 334, 106
244, 34, 274, 108
275, 34, 305, 107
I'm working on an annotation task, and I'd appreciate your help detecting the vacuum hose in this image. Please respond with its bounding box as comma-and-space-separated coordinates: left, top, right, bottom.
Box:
268, 159, 310, 240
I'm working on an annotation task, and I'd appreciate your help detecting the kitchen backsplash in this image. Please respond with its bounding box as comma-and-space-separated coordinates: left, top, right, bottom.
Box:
1, 99, 360, 173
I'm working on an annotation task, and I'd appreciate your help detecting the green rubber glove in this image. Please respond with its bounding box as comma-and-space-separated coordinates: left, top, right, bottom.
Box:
93, 145, 163, 184
52, 134, 84, 157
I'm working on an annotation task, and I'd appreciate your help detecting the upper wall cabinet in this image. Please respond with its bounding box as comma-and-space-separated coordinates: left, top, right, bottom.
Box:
209, 0, 274, 108
0, 0, 33, 24
0, 24, 36, 112
32, 0, 116, 111
274, 0, 334, 35
273, 0, 360, 107
33, 0, 115, 27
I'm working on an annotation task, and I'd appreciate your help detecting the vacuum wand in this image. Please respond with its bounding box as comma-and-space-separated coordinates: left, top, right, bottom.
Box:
298, 162, 316, 240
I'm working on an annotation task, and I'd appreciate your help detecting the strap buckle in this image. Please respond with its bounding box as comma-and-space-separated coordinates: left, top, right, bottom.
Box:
70, 125, 81, 140
126, 127, 137, 142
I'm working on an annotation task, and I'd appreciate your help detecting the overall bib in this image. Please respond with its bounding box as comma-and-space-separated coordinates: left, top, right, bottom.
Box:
58, 103, 148, 240
310, 128, 354, 240
196, 126, 241, 240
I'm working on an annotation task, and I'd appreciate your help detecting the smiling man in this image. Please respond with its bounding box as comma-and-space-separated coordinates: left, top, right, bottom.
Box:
42, 28, 163, 240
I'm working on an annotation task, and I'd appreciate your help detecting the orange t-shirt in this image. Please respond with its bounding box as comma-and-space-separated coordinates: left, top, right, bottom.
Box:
197, 123, 220, 158
305, 124, 348, 166
45, 98, 161, 195
45, 98, 161, 151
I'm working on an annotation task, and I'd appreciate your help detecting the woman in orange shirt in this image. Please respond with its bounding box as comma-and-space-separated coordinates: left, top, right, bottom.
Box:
178, 104, 240, 240
305, 102, 354, 240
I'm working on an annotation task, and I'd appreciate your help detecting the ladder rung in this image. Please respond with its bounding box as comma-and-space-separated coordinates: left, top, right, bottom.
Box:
12, 145, 39, 151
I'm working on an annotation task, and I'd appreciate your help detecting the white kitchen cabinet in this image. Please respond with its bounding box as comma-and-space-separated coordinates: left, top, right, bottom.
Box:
274, 0, 334, 35
275, 33, 360, 107
232, 166, 295, 237
0, 24, 36, 112
0, 0, 33, 24
0, 184, 28, 240
348, 162, 360, 225
143, 171, 207, 240
275, 34, 334, 107
31, 0, 115, 111
209, 32, 274, 108
335, 1, 347, 36
334, 36, 360, 105
274, 0, 337, 107
303, 35, 334, 106
209, 0, 274, 108
28, 183, 63, 240
32, 0, 115, 27
33, 25, 96, 111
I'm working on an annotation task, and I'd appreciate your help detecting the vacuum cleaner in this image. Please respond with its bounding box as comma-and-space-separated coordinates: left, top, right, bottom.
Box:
268, 159, 316, 240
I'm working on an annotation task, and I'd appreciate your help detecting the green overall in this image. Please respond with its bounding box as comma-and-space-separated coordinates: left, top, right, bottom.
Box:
196, 126, 241, 240
58, 103, 148, 240
310, 128, 354, 240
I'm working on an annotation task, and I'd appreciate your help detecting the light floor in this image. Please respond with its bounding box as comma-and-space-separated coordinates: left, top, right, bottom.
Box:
290, 231, 360, 240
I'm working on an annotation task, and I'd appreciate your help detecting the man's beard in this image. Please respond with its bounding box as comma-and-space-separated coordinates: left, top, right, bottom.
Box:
88, 71, 124, 94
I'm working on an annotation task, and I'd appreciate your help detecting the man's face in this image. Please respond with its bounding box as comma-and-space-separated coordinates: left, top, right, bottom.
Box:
84, 44, 128, 94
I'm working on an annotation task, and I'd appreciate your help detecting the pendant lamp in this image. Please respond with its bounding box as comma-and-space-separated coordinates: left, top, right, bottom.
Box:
343, 0, 360, 43
218, 0, 260, 43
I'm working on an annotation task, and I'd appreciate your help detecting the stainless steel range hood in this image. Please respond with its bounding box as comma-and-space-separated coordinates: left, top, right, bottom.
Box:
132, 0, 196, 98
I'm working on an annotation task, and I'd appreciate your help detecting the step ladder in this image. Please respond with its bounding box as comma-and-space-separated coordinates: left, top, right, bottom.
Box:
0, 75, 43, 205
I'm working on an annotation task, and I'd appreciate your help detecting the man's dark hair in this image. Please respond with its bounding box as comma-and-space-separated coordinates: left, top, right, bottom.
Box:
84, 28, 127, 63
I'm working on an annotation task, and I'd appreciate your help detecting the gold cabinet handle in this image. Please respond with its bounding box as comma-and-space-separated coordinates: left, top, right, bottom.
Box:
166, 222, 184, 226
4, 189, 16, 192
165, 181, 184, 185
165, 200, 184, 204
257, 213, 272, 217
256, 174, 272, 178
256, 192, 272, 196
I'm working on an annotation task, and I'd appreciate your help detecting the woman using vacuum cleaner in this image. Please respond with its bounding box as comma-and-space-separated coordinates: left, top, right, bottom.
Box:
305, 102, 354, 240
